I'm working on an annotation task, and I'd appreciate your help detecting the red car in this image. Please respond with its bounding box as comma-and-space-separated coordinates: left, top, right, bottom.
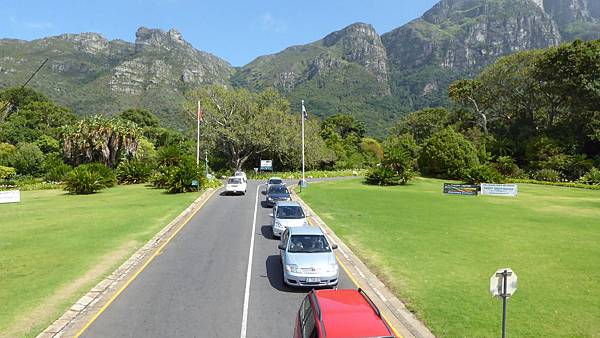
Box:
294, 288, 396, 338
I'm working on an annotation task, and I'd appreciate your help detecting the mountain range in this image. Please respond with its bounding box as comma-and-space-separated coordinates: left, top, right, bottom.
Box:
1, 0, 599, 136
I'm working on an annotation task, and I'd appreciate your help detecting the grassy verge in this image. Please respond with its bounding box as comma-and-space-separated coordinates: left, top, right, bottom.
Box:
300, 178, 600, 338
0, 185, 200, 337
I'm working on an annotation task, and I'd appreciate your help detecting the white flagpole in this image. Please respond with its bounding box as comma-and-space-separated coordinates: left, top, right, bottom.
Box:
196, 101, 200, 167
301, 100, 306, 183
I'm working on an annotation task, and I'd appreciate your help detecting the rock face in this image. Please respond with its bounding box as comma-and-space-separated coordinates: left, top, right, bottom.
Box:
0, 27, 233, 127
1, 0, 600, 135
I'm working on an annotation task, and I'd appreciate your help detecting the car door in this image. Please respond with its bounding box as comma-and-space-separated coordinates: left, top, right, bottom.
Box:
272, 204, 277, 227
280, 229, 289, 262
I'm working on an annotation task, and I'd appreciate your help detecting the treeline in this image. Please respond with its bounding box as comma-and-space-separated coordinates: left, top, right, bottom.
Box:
0, 85, 381, 193
370, 39, 600, 186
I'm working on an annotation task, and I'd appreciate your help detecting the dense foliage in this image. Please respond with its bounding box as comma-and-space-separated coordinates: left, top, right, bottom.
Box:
64, 163, 115, 194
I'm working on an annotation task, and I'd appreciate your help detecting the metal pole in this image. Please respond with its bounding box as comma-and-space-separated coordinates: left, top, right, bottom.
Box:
301, 100, 305, 183
502, 270, 508, 338
196, 101, 200, 167
205, 150, 209, 178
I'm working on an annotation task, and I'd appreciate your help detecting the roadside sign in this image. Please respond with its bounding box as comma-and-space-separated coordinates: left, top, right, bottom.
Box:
490, 268, 517, 298
260, 160, 273, 171
0, 190, 20, 204
443, 183, 478, 195
481, 184, 518, 197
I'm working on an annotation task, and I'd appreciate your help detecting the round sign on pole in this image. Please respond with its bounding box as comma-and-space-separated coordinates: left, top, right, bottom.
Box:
490, 268, 518, 298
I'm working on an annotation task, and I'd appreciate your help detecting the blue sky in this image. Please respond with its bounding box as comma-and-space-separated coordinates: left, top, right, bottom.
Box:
1, 0, 439, 66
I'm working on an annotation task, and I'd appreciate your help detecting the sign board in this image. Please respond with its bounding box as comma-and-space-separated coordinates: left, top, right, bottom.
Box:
0, 190, 20, 204
443, 183, 478, 196
481, 184, 518, 197
260, 160, 273, 171
490, 268, 518, 298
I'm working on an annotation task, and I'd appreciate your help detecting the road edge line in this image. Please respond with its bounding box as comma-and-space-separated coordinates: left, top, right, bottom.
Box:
240, 183, 262, 338
37, 187, 220, 338
292, 187, 436, 338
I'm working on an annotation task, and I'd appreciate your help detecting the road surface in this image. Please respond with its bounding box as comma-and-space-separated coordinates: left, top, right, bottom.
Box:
81, 180, 354, 337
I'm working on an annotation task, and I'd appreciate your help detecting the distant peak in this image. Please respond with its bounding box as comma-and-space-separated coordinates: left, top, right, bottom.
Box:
135, 26, 190, 48
323, 22, 379, 47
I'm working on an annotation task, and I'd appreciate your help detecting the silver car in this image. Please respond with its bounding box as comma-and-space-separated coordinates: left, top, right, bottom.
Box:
271, 201, 309, 238
278, 226, 339, 287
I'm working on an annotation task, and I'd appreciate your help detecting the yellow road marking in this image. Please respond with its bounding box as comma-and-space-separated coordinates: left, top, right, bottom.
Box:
307, 216, 403, 338
74, 191, 214, 337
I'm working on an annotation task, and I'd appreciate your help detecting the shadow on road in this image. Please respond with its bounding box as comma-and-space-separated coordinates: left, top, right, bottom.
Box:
219, 191, 245, 197
260, 201, 272, 208
265, 255, 306, 294
261, 225, 278, 240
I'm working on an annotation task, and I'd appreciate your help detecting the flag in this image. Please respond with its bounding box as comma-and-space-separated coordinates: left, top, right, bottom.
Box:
197, 101, 204, 122
301, 100, 308, 120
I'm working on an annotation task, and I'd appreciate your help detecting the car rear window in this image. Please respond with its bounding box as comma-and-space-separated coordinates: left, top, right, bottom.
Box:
228, 178, 242, 184
276, 206, 305, 219
269, 179, 283, 185
269, 185, 289, 194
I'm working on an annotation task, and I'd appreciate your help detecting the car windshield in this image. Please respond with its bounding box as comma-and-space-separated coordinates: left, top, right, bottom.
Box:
288, 235, 331, 253
269, 179, 283, 185
277, 206, 305, 219
269, 185, 288, 194
228, 178, 242, 184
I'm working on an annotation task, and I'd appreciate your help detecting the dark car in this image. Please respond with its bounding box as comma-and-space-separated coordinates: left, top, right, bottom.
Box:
265, 184, 291, 207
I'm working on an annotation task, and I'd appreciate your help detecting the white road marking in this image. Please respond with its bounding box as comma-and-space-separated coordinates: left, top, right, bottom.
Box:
240, 183, 262, 338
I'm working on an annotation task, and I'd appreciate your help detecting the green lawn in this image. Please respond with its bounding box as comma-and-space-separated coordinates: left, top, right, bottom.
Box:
301, 178, 600, 338
0, 185, 199, 337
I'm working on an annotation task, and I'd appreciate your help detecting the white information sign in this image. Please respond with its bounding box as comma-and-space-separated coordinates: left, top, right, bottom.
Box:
481, 183, 518, 197
0, 190, 20, 204
260, 160, 273, 171
490, 268, 518, 298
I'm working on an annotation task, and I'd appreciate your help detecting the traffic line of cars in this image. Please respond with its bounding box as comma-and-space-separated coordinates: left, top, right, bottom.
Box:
226, 173, 397, 337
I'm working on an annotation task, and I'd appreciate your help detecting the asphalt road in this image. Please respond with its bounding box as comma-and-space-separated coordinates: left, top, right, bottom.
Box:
81, 180, 353, 338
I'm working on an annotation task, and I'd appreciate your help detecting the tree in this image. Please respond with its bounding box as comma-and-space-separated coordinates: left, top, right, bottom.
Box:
117, 108, 160, 128
390, 108, 450, 144
8, 143, 45, 176
186, 86, 299, 170
382, 134, 419, 184
418, 127, 479, 179
0, 101, 77, 144
0, 87, 49, 121
62, 115, 141, 168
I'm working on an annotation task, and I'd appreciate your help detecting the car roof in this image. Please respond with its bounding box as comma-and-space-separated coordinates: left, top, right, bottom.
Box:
288, 226, 323, 235
228, 176, 243, 180
314, 289, 394, 338
269, 177, 283, 180
274, 201, 301, 207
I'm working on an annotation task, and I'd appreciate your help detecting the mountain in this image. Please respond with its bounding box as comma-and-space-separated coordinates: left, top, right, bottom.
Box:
1, 0, 600, 135
235, 23, 398, 133
0, 27, 233, 127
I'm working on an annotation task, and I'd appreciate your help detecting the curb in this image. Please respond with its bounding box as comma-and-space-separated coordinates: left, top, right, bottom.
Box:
36, 187, 219, 338
292, 186, 436, 338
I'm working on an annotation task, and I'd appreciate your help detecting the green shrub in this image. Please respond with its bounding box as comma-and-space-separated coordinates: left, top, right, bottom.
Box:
579, 167, 600, 185
418, 127, 479, 179
365, 166, 399, 186
150, 166, 176, 189
199, 176, 223, 189
534, 168, 561, 182
463, 165, 505, 184
493, 156, 520, 177
0, 142, 16, 166
44, 163, 72, 182
35, 135, 60, 154
542, 154, 593, 181
85, 163, 117, 188
64, 165, 105, 194
9, 143, 44, 176
165, 159, 200, 193
0, 165, 16, 180
116, 159, 153, 184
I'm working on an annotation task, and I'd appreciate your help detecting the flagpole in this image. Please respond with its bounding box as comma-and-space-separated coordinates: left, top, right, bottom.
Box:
196, 101, 200, 167
301, 100, 306, 184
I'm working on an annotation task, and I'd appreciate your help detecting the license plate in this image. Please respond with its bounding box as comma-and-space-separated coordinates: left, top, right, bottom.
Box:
306, 277, 320, 283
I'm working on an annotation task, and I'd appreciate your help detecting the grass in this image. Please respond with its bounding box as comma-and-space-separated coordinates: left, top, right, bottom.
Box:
0, 185, 199, 337
300, 178, 600, 338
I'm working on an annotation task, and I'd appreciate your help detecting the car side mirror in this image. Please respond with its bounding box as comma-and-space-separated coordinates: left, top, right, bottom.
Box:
278, 244, 285, 250
332, 244, 338, 250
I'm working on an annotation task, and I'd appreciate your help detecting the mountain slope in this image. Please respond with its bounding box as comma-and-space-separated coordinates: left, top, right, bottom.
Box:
0, 27, 233, 127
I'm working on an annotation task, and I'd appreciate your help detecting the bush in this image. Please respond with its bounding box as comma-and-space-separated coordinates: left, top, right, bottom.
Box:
85, 163, 117, 188
165, 158, 200, 193
64, 165, 105, 194
493, 156, 520, 177
199, 176, 223, 189
35, 135, 60, 154
542, 154, 593, 181
463, 165, 505, 184
0, 165, 16, 180
365, 166, 400, 186
533, 168, 561, 182
579, 167, 600, 185
116, 159, 153, 184
44, 163, 72, 182
418, 127, 479, 179
0, 142, 16, 166
9, 143, 44, 176
150, 166, 176, 189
